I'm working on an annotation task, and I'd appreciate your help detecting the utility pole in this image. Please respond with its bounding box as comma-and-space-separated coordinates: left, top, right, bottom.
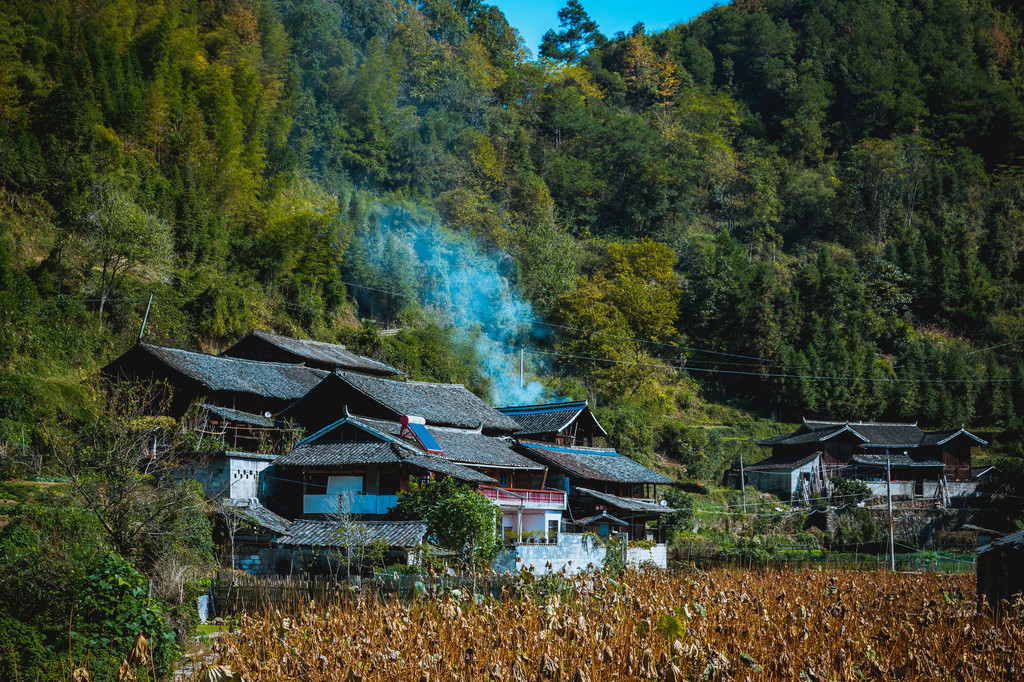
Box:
886, 454, 895, 572
740, 453, 747, 514
520, 348, 524, 390
138, 293, 154, 341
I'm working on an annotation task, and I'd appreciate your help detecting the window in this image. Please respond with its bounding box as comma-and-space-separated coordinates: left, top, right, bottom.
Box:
499, 472, 509, 487
547, 518, 559, 543
326, 475, 363, 494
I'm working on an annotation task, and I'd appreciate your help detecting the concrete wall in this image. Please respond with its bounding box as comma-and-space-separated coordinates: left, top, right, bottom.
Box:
174, 454, 275, 501
864, 481, 915, 498
922, 481, 978, 498
747, 457, 819, 498
626, 544, 667, 567
493, 533, 667, 575
228, 456, 274, 500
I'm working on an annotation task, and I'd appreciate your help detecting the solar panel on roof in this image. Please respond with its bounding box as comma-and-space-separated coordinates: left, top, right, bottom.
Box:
407, 422, 443, 453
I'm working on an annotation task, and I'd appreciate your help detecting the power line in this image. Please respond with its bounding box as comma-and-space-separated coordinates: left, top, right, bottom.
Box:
966, 338, 1024, 356
524, 348, 1021, 384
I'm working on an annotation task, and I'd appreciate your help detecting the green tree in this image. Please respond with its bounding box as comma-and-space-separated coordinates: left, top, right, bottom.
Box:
390, 477, 500, 569
539, 1, 604, 63
73, 177, 172, 320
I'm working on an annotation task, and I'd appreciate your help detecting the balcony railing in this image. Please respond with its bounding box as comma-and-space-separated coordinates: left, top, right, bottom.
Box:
479, 487, 566, 510
303, 493, 398, 515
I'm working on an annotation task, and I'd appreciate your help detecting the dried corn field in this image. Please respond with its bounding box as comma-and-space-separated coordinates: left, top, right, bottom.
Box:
190, 568, 1023, 681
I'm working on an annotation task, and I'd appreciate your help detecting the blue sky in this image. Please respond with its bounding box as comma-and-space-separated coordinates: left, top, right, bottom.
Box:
490, 1, 724, 59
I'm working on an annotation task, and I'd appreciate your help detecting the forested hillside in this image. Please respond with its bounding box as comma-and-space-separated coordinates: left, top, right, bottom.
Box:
3, 0, 1024, 474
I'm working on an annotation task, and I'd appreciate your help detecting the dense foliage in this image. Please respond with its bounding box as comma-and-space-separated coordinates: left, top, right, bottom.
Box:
3, 0, 1024, 473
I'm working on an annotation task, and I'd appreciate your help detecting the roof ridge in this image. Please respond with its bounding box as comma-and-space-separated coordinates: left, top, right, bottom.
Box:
144, 342, 319, 370
336, 370, 466, 388
255, 328, 348, 348
805, 418, 921, 427
497, 400, 588, 411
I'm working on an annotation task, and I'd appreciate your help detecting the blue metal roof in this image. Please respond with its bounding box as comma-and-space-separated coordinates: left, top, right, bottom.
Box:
497, 401, 589, 415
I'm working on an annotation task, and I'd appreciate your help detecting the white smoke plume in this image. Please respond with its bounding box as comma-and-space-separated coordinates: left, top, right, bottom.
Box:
346, 206, 550, 406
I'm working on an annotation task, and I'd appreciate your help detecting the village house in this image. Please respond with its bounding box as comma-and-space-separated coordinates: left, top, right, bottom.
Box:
102, 342, 328, 419
105, 338, 677, 574
279, 371, 524, 435
268, 412, 499, 519
270, 403, 566, 543
752, 418, 987, 502
499, 401, 673, 542
497, 400, 607, 446
977, 529, 1024, 617
221, 329, 403, 376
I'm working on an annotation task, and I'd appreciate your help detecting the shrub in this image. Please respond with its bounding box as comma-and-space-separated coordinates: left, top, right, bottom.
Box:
75, 553, 178, 679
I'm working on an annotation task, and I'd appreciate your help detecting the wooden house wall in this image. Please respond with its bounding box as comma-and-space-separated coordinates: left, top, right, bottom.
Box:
823, 440, 855, 465
941, 442, 972, 482
104, 356, 201, 418
289, 383, 392, 431
978, 546, 1024, 616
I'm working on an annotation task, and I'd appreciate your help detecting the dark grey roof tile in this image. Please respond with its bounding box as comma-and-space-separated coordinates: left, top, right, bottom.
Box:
335, 372, 522, 432
518, 441, 672, 484
139, 344, 327, 400
574, 487, 674, 514
277, 520, 428, 548
230, 330, 402, 376
356, 417, 542, 470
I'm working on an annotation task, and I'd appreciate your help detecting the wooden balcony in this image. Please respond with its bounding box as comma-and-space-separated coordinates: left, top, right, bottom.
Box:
479, 487, 566, 511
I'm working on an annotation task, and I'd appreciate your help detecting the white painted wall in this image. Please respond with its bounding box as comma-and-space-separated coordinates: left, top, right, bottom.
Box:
493, 533, 667, 575
501, 510, 560, 536
746, 456, 819, 498
864, 480, 915, 498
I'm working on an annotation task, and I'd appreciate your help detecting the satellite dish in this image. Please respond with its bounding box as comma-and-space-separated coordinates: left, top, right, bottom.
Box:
660, 499, 668, 507
264, 411, 273, 418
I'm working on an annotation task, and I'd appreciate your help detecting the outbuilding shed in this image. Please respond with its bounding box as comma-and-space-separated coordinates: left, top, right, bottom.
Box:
977, 529, 1024, 616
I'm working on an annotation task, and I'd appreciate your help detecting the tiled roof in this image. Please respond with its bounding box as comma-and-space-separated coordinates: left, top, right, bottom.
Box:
851, 454, 944, 468
574, 488, 674, 514
332, 372, 522, 432
181, 449, 278, 462
201, 404, 274, 427
276, 441, 402, 467
919, 428, 988, 446
220, 500, 291, 534
136, 344, 328, 400
399, 452, 497, 484
746, 452, 819, 471
222, 450, 279, 462
574, 511, 628, 527
517, 441, 672, 484
809, 421, 925, 447
978, 528, 1024, 555
760, 419, 987, 449
757, 424, 866, 446
225, 330, 402, 376
283, 417, 497, 484
496, 401, 607, 437
355, 417, 542, 470
277, 520, 428, 548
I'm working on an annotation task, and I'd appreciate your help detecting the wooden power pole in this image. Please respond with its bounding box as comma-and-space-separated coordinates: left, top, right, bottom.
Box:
886, 454, 895, 572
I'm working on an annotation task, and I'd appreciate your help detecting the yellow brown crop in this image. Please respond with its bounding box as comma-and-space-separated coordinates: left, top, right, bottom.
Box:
191, 568, 1023, 681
